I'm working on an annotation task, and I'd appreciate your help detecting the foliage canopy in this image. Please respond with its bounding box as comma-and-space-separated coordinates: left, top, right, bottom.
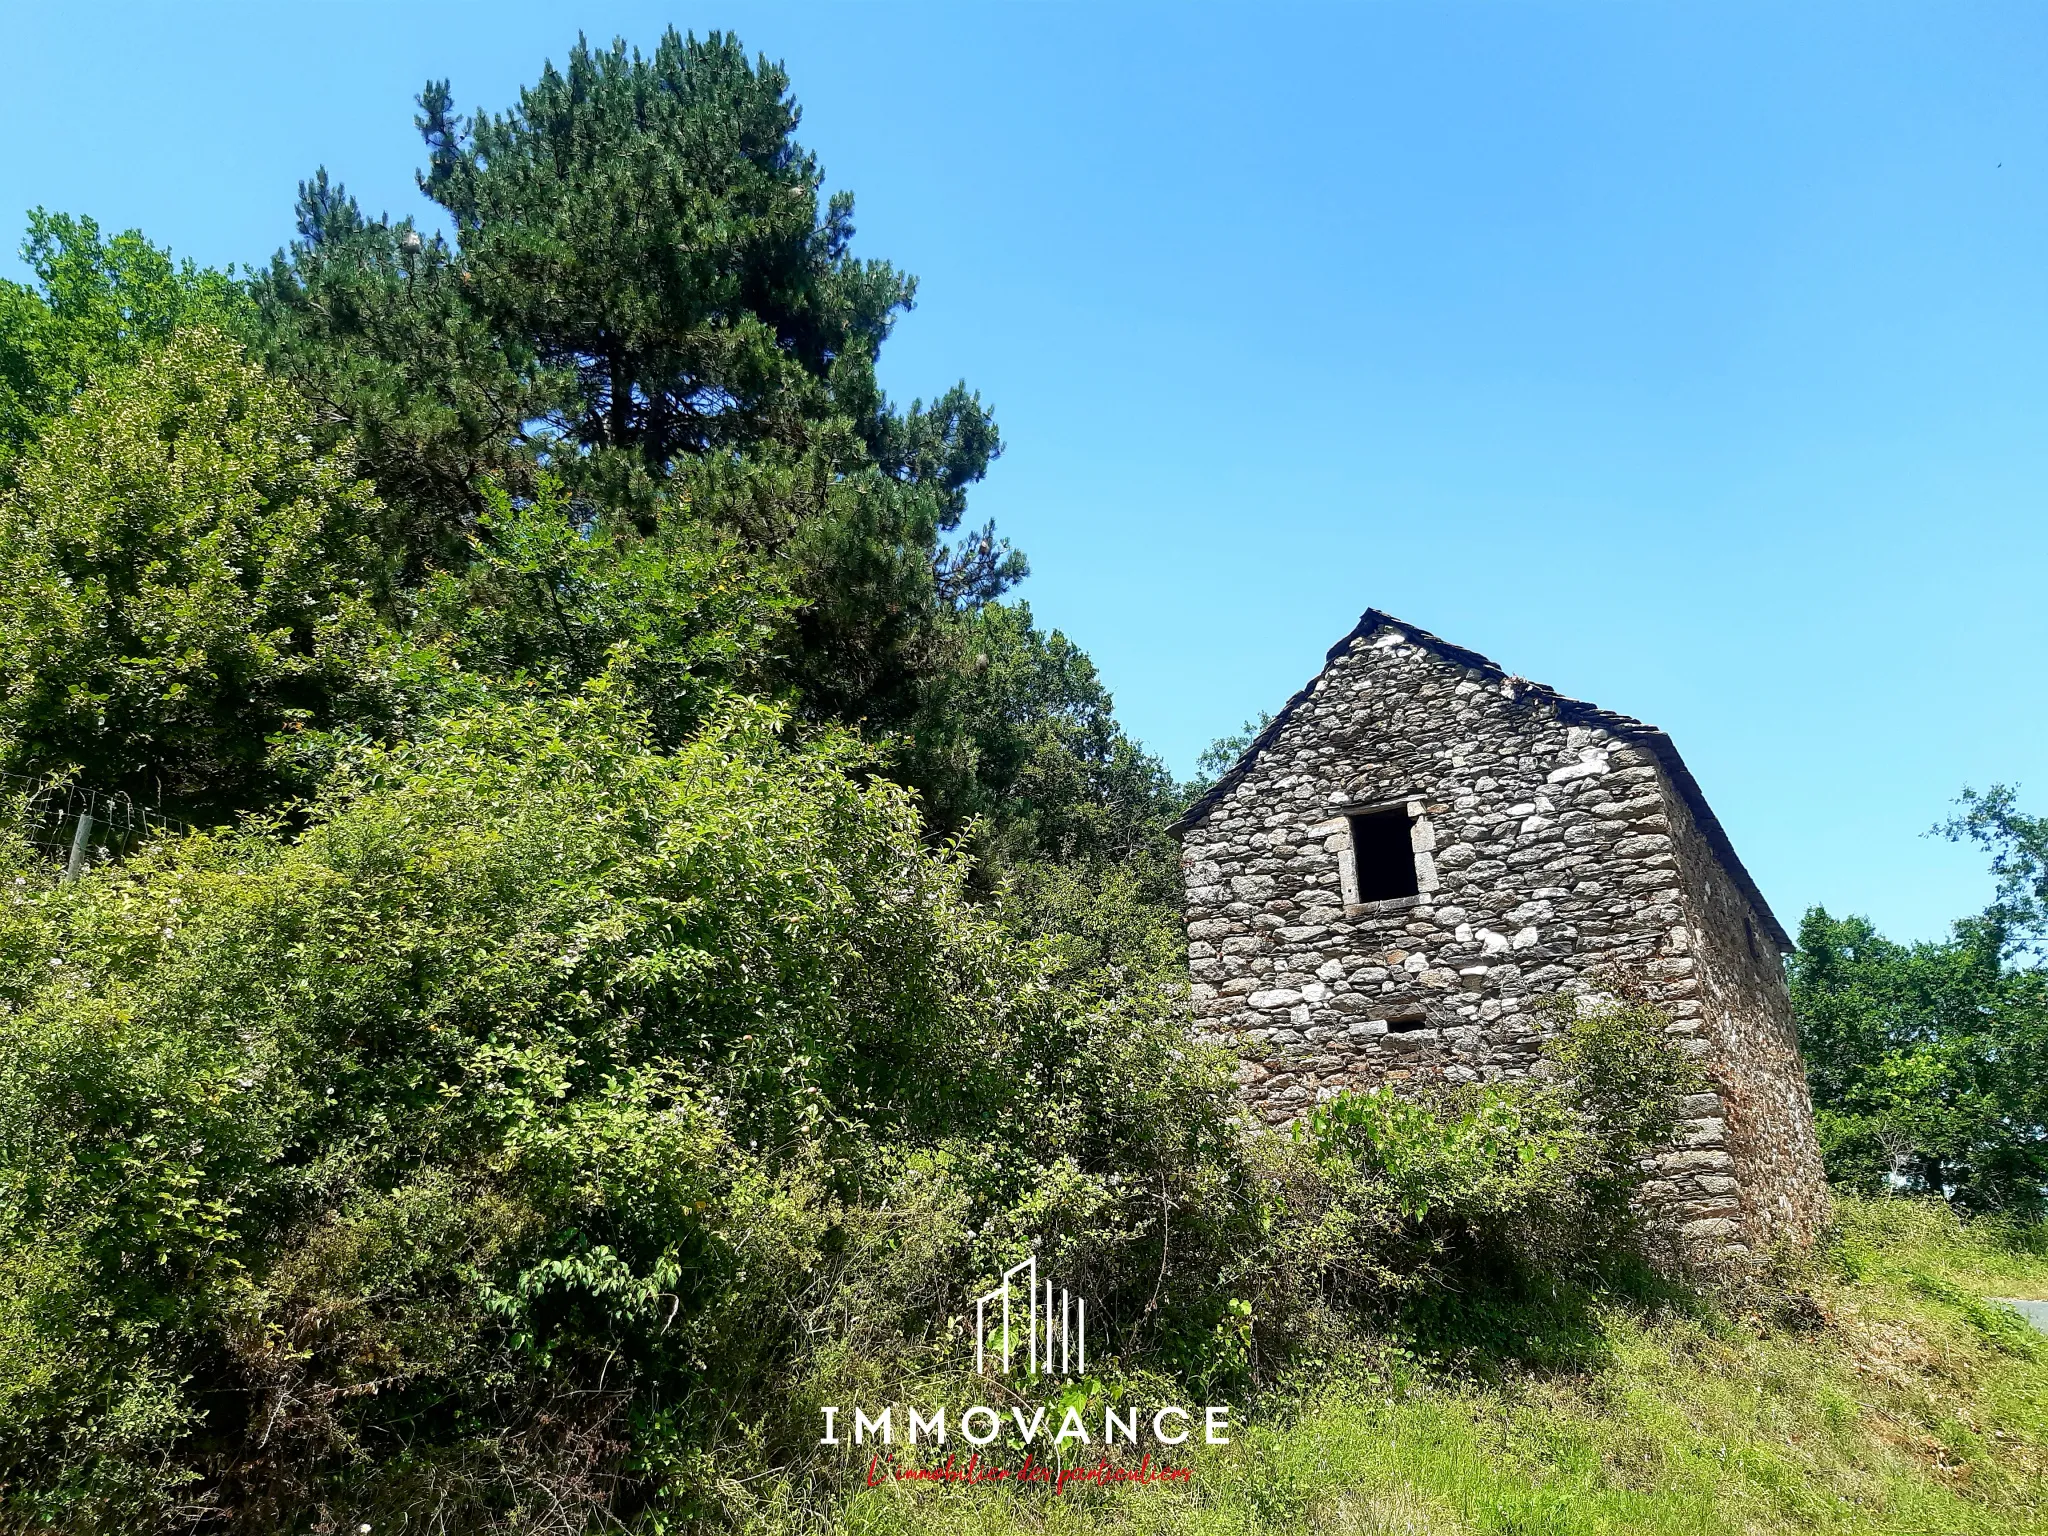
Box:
250, 29, 1023, 783
0, 327, 405, 819
1792, 787, 2048, 1212
0, 210, 244, 464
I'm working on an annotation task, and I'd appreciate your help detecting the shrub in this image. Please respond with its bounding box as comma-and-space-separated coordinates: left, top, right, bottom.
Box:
1294, 997, 1702, 1284
0, 682, 1242, 1530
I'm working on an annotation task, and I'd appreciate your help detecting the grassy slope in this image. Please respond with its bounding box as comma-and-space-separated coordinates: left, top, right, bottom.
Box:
831, 1198, 2048, 1536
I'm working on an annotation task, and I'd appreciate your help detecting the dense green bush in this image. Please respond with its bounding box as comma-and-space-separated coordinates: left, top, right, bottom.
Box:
1288, 997, 1700, 1289
0, 326, 410, 818
0, 680, 1701, 1531
408, 471, 792, 752
0, 683, 1242, 1529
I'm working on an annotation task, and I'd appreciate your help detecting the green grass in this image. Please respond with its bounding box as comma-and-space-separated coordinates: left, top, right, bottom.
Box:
822, 1198, 2048, 1536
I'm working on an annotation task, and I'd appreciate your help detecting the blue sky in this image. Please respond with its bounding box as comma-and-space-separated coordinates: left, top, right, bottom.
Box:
5, 2, 2044, 944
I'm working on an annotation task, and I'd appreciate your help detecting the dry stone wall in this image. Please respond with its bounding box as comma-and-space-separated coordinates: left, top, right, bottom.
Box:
1176, 618, 1827, 1266
1659, 782, 1830, 1253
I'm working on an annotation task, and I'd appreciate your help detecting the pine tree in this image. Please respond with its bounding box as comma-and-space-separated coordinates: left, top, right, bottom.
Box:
254, 29, 1023, 744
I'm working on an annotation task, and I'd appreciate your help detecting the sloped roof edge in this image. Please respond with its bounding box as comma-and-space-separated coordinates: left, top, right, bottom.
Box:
1168, 609, 1792, 952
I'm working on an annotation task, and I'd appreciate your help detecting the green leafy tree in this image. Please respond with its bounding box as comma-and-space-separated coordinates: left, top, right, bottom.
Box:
889, 601, 1192, 979
1942, 784, 2048, 958
417, 31, 902, 473
0, 211, 243, 462
1791, 792, 2048, 1211
1193, 709, 1276, 788
411, 470, 794, 748
0, 327, 405, 818
900, 601, 1185, 862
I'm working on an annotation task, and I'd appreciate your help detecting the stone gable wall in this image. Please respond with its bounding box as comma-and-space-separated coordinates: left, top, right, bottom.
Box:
1178, 624, 1826, 1265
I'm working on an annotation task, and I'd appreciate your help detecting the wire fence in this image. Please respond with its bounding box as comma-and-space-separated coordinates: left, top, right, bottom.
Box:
1, 771, 194, 880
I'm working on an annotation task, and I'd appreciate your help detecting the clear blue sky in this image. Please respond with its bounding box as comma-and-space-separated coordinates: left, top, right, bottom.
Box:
6, 2, 2044, 944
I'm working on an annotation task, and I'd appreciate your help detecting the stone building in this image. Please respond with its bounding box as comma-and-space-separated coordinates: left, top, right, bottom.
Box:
1171, 610, 1827, 1264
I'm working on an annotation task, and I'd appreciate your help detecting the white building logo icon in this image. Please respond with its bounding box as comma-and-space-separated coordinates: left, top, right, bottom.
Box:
972, 1256, 1086, 1377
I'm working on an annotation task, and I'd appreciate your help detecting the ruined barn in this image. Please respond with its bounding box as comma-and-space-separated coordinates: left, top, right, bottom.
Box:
1171, 611, 1827, 1264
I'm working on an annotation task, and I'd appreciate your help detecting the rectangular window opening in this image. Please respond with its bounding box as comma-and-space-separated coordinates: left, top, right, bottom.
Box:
1349, 807, 1420, 904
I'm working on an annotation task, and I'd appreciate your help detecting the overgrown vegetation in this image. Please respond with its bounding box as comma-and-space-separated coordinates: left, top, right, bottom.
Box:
838, 1197, 2048, 1536
0, 20, 2041, 1535
1793, 789, 2048, 1213
0, 683, 1696, 1529
1295, 997, 1702, 1294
